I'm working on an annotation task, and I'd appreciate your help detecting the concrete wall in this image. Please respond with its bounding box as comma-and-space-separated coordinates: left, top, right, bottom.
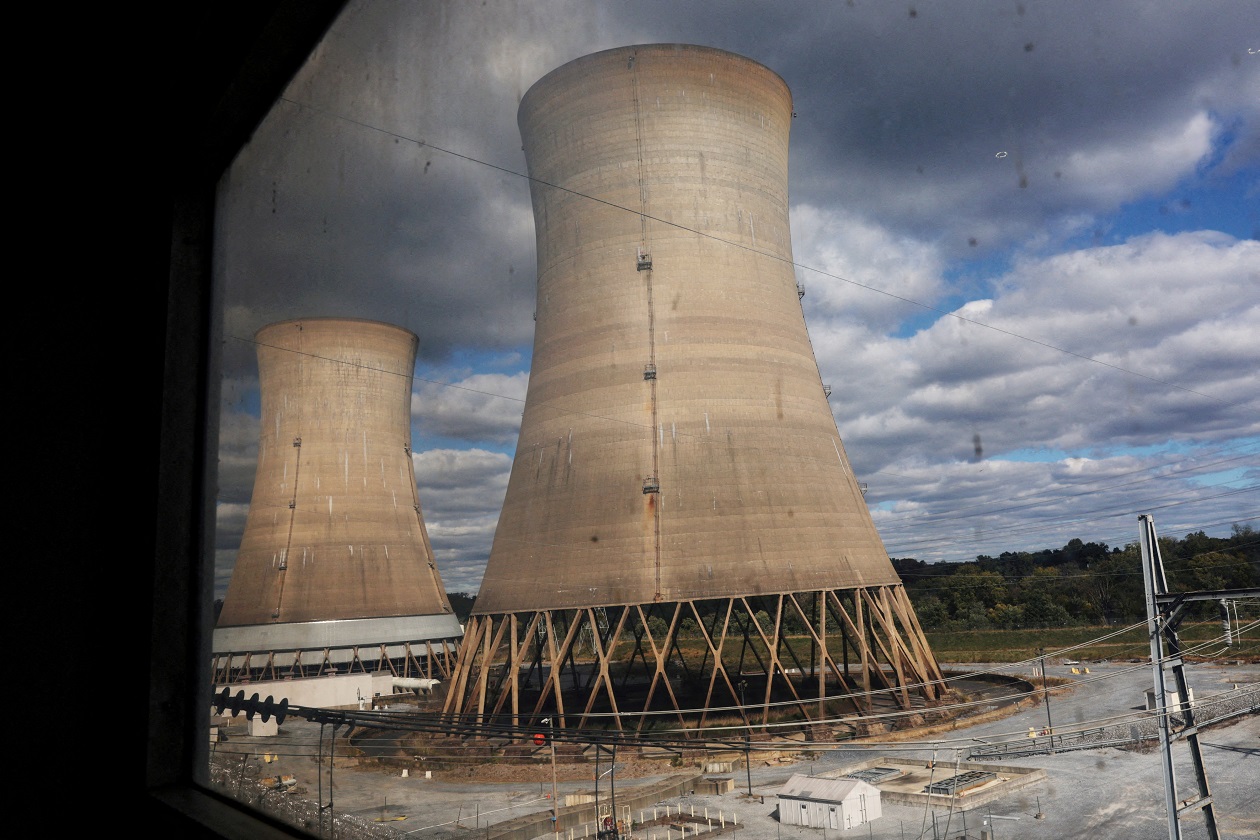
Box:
213, 671, 394, 713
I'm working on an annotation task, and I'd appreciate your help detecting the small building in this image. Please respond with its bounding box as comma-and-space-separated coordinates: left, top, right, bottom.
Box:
778, 773, 881, 830
1146, 686, 1194, 712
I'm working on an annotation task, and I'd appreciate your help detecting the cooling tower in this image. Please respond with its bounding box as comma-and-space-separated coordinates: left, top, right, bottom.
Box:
446, 45, 942, 734
213, 318, 462, 683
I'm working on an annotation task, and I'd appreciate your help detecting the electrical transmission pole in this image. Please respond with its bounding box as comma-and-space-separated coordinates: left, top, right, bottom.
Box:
1137, 514, 1260, 840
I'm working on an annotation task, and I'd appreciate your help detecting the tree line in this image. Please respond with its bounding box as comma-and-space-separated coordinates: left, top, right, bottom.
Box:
442, 526, 1257, 633
892, 524, 1257, 631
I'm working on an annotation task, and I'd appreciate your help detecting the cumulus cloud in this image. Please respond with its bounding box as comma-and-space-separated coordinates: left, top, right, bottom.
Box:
826, 231, 1259, 465
415, 448, 513, 593
791, 203, 946, 330
868, 446, 1258, 564
414, 372, 528, 444
1058, 113, 1216, 206
814, 231, 1260, 562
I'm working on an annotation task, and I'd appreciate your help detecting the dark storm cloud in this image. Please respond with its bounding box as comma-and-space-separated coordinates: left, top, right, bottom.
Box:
595, 2, 1259, 257
217, 116, 536, 369
774, 5, 1255, 239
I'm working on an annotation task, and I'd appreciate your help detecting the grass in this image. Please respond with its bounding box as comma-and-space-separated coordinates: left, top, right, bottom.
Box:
660, 624, 1230, 667
572, 616, 1252, 672
923, 623, 1242, 664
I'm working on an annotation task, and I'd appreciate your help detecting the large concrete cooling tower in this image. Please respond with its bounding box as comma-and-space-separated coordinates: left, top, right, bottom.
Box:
446, 45, 942, 735
213, 318, 462, 684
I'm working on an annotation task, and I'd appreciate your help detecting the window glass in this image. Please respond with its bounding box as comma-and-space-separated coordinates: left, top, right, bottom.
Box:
194, 1, 1258, 835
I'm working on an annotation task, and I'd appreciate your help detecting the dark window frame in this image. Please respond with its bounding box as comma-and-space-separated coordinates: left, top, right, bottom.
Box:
150, 5, 348, 837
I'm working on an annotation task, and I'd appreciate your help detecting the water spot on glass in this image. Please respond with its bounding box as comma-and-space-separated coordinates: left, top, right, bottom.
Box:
995, 151, 1008, 158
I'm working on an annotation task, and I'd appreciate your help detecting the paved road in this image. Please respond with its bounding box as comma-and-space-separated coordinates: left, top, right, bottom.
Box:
216, 659, 1259, 839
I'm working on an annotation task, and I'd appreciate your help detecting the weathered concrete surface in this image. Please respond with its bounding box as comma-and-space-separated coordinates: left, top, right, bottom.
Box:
214, 317, 460, 662
479, 44, 901, 614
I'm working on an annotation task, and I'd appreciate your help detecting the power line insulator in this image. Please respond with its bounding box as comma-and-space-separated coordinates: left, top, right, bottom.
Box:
212, 689, 288, 725
260, 695, 289, 724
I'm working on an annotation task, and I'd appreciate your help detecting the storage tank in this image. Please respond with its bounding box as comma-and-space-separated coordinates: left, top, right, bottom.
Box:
213, 318, 462, 683
446, 45, 941, 732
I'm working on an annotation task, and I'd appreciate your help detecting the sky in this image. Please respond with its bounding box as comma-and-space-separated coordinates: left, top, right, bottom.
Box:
212, 0, 1260, 600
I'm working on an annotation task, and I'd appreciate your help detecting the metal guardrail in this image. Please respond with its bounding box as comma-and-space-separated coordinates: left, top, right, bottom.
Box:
966, 686, 1259, 760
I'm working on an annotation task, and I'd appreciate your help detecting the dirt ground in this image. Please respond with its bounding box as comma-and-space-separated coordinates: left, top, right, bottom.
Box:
434, 754, 680, 783
352, 730, 740, 784
213, 659, 1260, 840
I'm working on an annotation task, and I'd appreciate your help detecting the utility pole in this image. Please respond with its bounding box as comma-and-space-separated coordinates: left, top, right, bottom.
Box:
541, 718, 559, 836
1138, 513, 1242, 840
1038, 649, 1055, 753
738, 679, 752, 797
595, 743, 619, 839
601, 743, 618, 839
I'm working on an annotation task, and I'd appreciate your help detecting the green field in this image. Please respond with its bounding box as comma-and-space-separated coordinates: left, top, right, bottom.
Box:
924, 623, 1245, 664
631, 621, 1250, 670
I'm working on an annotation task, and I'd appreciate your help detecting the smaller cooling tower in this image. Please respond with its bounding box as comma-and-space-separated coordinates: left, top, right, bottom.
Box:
213, 318, 461, 683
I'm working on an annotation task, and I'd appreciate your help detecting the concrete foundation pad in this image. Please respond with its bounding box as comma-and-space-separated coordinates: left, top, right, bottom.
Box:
822, 757, 1046, 810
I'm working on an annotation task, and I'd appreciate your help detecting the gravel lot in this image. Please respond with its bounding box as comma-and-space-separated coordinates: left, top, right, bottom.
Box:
213, 659, 1259, 839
